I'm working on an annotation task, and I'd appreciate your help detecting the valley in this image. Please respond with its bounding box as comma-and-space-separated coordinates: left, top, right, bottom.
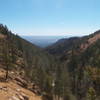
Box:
0, 24, 100, 100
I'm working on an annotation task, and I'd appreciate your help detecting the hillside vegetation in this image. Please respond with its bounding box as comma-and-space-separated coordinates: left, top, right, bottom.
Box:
46, 30, 100, 100
0, 24, 100, 100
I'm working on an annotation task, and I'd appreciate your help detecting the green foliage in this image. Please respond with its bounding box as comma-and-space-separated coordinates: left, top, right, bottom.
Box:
0, 24, 9, 35
87, 87, 96, 100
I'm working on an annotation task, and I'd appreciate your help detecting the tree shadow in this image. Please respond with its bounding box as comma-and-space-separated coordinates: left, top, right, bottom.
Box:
0, 76, 6, 82
42, 94, 53, 100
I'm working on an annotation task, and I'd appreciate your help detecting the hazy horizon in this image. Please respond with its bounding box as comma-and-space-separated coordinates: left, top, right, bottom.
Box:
22, 35, 70, 47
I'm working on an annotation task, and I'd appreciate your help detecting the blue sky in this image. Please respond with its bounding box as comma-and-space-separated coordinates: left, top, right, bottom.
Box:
0, 0, 100, 36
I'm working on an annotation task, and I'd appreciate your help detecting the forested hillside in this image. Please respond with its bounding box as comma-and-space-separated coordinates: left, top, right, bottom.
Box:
0, 24, 100, 100
0, 24, 75, 100
46, 30, 100, 100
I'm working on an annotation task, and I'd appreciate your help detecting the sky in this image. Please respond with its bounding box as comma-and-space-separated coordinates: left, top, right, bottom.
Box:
0, 0, 100, 36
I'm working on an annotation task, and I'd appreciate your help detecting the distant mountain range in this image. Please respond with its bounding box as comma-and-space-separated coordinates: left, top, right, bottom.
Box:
21, 36, 69, 47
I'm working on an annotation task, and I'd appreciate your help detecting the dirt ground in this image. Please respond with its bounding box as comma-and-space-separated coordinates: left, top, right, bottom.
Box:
0, 68, 42, 100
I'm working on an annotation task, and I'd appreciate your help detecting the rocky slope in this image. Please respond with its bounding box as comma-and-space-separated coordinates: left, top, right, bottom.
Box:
0, 24, 55, 100
0, 68, 42, 100
45, 30, 100, 57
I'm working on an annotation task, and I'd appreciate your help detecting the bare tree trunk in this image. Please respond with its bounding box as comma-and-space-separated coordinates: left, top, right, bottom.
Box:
5, 64, 9, 81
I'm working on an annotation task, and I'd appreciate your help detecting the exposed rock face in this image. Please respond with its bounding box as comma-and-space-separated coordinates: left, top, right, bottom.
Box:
0, 34, 5, 39
80, 33, 100, 51
0, 68, 42, 100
